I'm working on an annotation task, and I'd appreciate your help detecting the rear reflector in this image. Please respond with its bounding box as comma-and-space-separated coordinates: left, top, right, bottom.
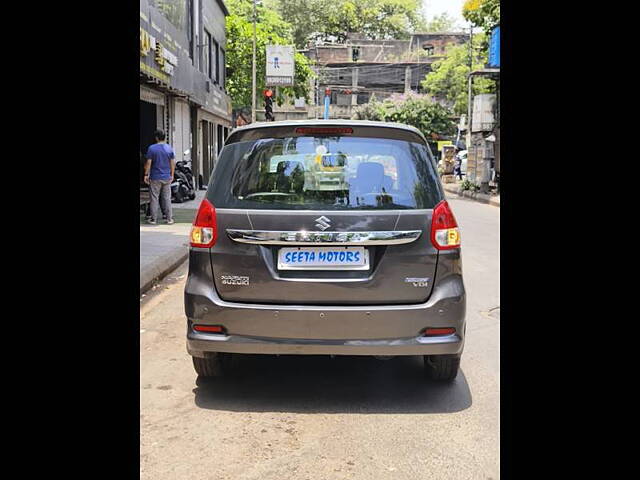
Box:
190, 199, 217, 248
295, 127, 353, 135
193, 325, 226, 334
423, 327, 456, 336
430, 200, 460, 250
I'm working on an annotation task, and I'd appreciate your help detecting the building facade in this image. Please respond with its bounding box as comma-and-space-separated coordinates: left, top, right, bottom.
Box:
140, 0, 232, 189
303, 33, 469, 119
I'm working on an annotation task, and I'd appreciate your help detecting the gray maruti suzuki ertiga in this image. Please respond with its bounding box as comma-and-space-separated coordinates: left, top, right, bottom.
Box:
184, 120, 466, 381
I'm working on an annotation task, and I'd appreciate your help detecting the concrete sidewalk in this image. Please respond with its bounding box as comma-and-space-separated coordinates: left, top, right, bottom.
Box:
140, 223, 191, 294
442, 182, 500, 207
139, 191, 206, 294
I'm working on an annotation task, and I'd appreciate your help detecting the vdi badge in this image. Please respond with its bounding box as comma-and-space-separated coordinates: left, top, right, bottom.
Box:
405, 277, 430, 287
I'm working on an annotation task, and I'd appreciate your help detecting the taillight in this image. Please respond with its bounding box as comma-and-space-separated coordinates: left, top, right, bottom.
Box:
430, 200, 460, 250
190, 199, 217, 248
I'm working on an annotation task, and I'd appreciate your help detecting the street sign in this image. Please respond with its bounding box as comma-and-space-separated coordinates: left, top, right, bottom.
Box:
266, 45, 294, 86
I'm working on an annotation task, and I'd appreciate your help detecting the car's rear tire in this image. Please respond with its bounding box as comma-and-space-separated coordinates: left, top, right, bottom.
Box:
192, 354, 229, 377
424, 354, 460, 381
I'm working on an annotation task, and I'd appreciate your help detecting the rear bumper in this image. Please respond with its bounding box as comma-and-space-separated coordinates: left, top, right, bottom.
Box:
187, 330, 463, 357
184, 248, 466, 357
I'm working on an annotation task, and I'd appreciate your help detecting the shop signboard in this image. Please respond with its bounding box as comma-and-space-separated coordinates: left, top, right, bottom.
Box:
266, 45, 295, 86
139, 0, 232, 122
437, 140, 453, 152
140, 0, 183, 86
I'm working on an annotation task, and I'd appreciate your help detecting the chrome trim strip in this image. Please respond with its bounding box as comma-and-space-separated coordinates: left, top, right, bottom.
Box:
226, 229, 422, 246
215, 208, 432, 215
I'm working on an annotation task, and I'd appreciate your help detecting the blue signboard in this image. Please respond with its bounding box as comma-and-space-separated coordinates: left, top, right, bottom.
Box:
488, 25, 500, 68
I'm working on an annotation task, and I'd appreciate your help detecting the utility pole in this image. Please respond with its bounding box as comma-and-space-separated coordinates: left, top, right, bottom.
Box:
467, 24, 474, 182
352, 67, 358, 107
251, 0, 257, 123
314, 46, 319, 119
315, 75, 319, 119
469, 25, 473, 71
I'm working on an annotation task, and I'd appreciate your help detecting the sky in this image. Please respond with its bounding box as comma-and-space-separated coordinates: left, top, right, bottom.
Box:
422, 0, 469, 29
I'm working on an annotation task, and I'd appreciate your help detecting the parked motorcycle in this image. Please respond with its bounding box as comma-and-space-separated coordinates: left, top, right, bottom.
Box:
171, 150, 197, 203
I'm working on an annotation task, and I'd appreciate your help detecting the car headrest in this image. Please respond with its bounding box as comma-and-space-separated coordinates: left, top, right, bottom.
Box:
276, 160, 304, 174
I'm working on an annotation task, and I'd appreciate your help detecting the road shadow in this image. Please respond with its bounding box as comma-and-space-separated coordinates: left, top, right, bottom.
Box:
139, 208, 197, 225
193, 354, 472, 414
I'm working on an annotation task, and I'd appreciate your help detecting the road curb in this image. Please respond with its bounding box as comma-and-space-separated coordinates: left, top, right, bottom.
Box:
442, 184, 500, 207
140, 247, 189, 295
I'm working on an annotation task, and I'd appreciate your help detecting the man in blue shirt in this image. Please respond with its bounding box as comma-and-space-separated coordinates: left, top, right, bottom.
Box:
144, 130, 176, 225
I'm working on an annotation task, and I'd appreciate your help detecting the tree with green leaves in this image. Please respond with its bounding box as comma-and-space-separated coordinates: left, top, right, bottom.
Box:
420, 34, 495, 115
352, 93, 456, 141
462, 0, 500, 32
462, 0, 500, 52
225, 0, 314, 110
263, 0, 324, 49
422, 12, 459, 33
267, 0, 427, 48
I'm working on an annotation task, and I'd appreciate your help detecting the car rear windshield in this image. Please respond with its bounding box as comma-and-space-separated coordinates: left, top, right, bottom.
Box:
208, 135, 443, 210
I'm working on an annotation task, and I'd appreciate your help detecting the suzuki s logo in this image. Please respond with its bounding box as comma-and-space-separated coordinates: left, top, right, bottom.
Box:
315, 216, 331, 231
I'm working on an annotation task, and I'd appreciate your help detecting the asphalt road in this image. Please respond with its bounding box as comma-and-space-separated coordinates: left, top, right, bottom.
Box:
140, 196, 500, 480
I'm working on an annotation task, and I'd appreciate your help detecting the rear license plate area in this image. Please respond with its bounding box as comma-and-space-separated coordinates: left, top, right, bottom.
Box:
277, 246, 370, 271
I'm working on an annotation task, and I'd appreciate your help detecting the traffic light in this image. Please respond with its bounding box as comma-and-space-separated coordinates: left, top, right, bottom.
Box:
264, 89, 274, 121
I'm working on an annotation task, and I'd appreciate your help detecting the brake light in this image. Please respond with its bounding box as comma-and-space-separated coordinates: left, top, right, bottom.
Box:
430, 200, 460, 250
295, 127, 353, 135
190, 199, 217, 248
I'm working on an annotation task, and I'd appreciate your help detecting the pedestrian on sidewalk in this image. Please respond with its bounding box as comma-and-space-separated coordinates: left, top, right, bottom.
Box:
454, 150, 463, 181
144, 130, 175, 225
